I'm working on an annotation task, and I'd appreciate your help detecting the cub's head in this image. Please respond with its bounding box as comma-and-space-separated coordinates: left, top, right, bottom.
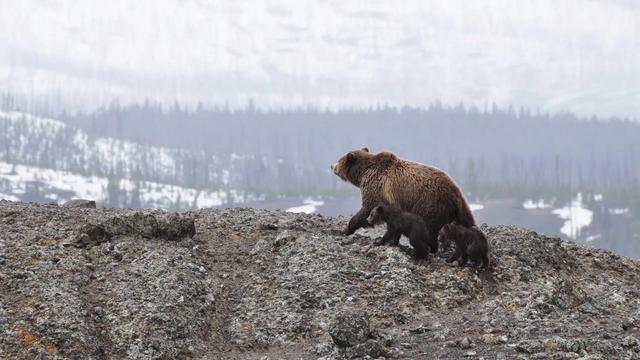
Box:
438, 222, 458, 242
330, 147, 372, 186
367, 205, 386, 225
438, 222, 471, 246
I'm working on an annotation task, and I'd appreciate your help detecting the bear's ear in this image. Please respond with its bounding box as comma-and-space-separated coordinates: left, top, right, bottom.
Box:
361, 147, 369, 152
346, 152, 355, 164
376, 205, 384, 214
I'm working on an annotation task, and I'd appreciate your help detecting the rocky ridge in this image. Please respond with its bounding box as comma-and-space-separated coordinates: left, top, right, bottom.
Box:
1, 200, 640, 359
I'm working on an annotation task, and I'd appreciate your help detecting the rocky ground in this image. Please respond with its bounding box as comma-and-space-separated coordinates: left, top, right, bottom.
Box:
1, 200, 640, 359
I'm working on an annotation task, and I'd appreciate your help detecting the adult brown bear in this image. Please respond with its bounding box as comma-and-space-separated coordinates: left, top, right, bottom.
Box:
331, 148, 475, 253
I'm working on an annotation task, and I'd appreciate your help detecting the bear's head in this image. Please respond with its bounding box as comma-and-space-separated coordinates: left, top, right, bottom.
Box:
367, 204, 386, 225
330, 147, 373, 186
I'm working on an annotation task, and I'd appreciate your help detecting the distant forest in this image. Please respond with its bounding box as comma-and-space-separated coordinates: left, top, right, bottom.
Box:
2, 93, 640, 213
60, 101, 640, 208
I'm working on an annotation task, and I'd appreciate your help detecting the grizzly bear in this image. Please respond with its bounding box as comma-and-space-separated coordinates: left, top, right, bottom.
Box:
438, 222, 490, 268
331, 148, 475, 253
367, 204, 431, 259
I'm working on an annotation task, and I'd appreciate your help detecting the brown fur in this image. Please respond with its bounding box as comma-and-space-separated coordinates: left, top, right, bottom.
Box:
331, 148, 475, 253
439, 222, 490, 268
366, 204, 430, 259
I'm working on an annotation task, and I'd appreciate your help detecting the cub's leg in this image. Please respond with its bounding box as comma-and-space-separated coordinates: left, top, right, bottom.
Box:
446, 246, 463, 263
375, 229, 397, 246
458, 252, 469, 267
409, 234, 430, 260
389, 231, 402, 246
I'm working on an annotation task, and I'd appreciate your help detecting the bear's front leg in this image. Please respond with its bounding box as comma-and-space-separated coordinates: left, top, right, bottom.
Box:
343, 207, 372, 235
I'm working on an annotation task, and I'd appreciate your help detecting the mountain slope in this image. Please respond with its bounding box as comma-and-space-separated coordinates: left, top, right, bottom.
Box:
1, 1, 639, 118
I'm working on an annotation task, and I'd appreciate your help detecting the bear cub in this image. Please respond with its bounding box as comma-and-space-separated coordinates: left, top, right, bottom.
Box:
439, 222, 490, 268
367, 204, 431, 259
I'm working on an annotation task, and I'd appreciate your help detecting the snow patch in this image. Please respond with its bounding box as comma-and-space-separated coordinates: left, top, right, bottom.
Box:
585, 234, 601, 242
469, 203, 484, 212
609, 208, 629, 215
0, 192, 19, 201
552, 193, 593, 239
287, 198, 324, 214
522, 199, 552, 209
0, 162, 251, 209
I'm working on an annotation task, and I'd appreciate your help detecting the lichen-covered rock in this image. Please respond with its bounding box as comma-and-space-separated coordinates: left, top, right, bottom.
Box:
2, 203, 640, 359
329, 311, 371, 347
62, 199, 96, 208
162, 213, 196, 240
343, 339, 384, 358
69, 223, 109, 248
516, 339, 544, 354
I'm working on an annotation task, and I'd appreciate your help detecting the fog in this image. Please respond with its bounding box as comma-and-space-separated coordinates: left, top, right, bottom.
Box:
1, 0, 639, 118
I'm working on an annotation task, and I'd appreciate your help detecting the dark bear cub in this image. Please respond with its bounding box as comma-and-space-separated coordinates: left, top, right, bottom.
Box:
366, 204, 431, 259
438, 222, 490, 268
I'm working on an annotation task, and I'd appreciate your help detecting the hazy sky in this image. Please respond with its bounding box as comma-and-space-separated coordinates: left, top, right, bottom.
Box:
1, 0, 639, 118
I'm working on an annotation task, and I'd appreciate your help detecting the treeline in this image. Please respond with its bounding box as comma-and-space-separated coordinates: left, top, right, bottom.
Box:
2, 94, 640, 212
55, 100, 640, 209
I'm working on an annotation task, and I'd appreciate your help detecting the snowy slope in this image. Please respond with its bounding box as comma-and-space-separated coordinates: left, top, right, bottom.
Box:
0, 111, 264, 209
0, 110, 219, 185
0, 1, 639, 118
0, 161, 260, 209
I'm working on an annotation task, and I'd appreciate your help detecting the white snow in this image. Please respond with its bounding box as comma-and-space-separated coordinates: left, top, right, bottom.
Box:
522, 199, 553, 209
552, 193, 593, 239
0, 110, 67, 130
0, 111, 231, 185
585, 234, 601, 243
0, 161, 251, 209
469, 203, 484, 212
594, 194, 603, 201
609, 208, 629, 215
286, 198, 324, 214
0, 192, 19, 201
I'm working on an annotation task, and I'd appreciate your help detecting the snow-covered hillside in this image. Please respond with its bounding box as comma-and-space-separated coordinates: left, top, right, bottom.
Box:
0, 111, 266, 208
0, 161, 261, 209
1, 1, 639, 118
0, 110, 198, 182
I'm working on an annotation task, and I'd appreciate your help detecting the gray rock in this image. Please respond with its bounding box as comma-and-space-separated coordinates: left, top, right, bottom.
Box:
622, 335, 638, 348
344, 339, 384, 359
459, 337, 472, 349
162, 213, 196, 240
130, 212, 160, 238
516, 340, 544, 354
62, 199, 96, 208
3, 203, 640, 359
69, 223, 109, 248
329, 311, 371, 347
314, 342, 333, 356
